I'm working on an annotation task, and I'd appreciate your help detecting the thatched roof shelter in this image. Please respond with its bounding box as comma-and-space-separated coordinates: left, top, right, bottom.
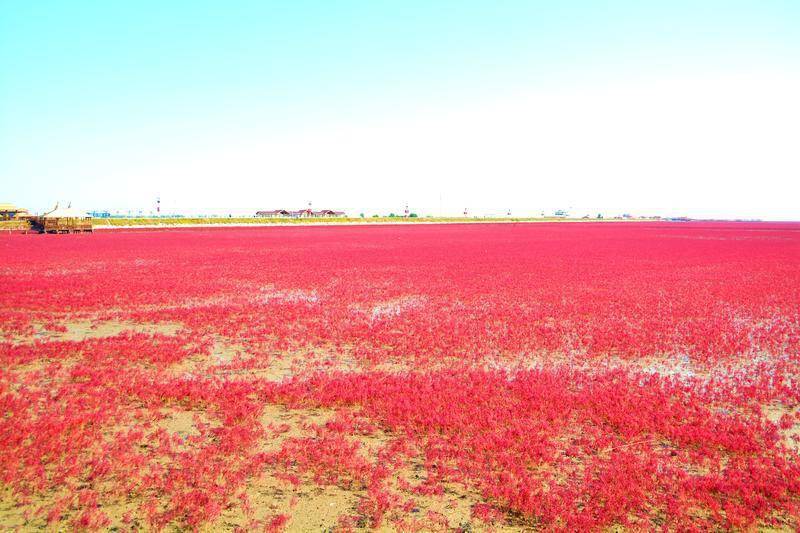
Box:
0, 203, 29, 220
43, 205, 90, 218
35, 203, 93, 233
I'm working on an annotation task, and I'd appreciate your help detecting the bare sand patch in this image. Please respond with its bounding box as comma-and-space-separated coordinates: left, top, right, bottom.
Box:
764, 403, 800, 452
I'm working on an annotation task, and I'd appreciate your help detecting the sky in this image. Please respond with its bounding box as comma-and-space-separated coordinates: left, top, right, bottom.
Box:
1, 1, 799, 219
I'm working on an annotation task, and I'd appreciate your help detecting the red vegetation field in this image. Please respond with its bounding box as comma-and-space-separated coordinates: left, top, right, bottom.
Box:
1, 222, 799, 531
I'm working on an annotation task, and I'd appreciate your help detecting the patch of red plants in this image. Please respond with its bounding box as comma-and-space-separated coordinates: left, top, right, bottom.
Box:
1, 222, 799, 530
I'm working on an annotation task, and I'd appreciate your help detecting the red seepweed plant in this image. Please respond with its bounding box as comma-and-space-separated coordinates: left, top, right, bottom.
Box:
0, 222, 798, 530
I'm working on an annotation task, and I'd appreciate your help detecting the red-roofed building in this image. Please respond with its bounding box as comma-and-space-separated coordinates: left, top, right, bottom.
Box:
255, 209, 346, 218
255, 210, 291, 218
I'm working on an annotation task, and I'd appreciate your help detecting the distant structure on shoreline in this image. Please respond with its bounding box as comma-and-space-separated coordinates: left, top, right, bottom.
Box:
31, 203, 93, 233
256, 209, 346, 218
0, 203, 29, 220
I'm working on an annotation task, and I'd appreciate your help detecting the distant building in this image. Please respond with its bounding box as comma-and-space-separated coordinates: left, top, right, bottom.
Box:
0, 203, 29, 220
33, 204, 93, 233
256, 209, 291, 218
256, 209, 346, 218
312, 209, 346, 218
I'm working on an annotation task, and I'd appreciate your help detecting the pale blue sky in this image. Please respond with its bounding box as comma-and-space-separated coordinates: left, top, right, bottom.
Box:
2, 1, 799, 218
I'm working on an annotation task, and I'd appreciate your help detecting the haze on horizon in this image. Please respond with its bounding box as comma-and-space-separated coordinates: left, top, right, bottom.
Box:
1, 1, 799, 220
